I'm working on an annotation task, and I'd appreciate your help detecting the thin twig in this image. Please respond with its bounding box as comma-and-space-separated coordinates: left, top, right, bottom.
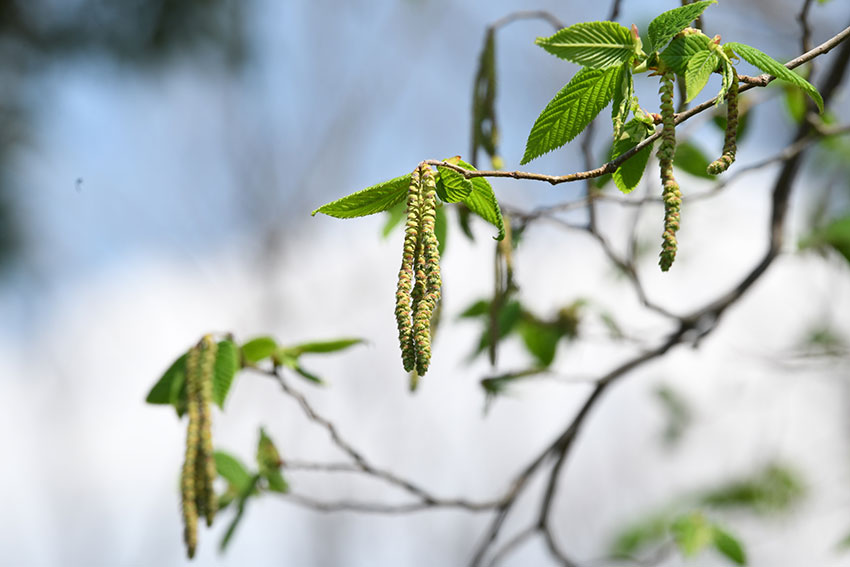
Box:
490, 10, 563, 32
267, 369, 500, 511
799, 0, 815, 55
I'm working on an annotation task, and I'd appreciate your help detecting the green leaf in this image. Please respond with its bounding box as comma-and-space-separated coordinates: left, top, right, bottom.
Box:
213, 340, 240, 409
215, 451, 254, 493
471, 300, 523, 359
255, 428, 289, 493
674, 141, 714, 179
146, 352, 187, 405
436, 165, 473, 203
660, 33, 711, 75
671, 512, 713, 557
611, 118, 654, 194
452, 159, 504, 240
311, 174, 411, 218
700, 463, 805, 513
219, 477, 259, 552
518, 320, 561, 367
257, 427, 283, 472
264, 469, 289, 493
685, 50, 719, 102
381, 201, 407, 237
286, 337, 364, 356
726, 42, 823, 112
521, 66, 621, 164
280, 355, 325, 384
712, 525, 748, 565
648, 1, 716, 52
611, 64, 634, 140
435, 206, 447, 256
241, 336, 278, 364
459, 299, 490, 318
536, 21, 635, 69
800, 214, 850, 263
610, 514, 669, 557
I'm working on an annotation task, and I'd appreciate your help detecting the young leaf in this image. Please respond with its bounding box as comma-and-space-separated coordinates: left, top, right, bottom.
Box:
213, 340, 240, 409
535, 21, 635, 69
311, 174, 411, 219
671, 512, 713, 557
146, 352, 187, 405
214, 451, 254, 493
611, 64, 634, 140
279, 354, 325, 385
610, 514, 669, 557
436, 165, 473, 203
518, 320, 561, 367
800, 214, 850, 264
287, 337, 364, 355
685, 50, 719, 102
674, 141, 714, 179
660, 33, 711, 75
219, 478, 258, 552
712, 525, 748, 565
381, 201, 407, 237
435, 205, 447, 256
648, 1, 716, 52
726, 42, 823, 112
241, 336, 278, 364
452, 159, 505, 240
257, 428, 283, 471
611, 118, 654, 194
521, 66, 621, 164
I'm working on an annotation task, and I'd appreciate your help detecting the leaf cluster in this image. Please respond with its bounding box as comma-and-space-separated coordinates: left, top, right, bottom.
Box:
146, 334, 364, 415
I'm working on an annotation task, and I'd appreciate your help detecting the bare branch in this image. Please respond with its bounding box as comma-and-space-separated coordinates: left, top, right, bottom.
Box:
799, 0, 815, 55
266, 369, 500, 512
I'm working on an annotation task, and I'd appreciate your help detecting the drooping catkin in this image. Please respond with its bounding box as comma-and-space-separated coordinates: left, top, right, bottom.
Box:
413, 165, 441, 378
395, 168, 422, 372
181, 345, 202, 559
197, 336, 218, 527
707, 75, 738, 175
394, 164, 442, 385
657, 71, 682, 272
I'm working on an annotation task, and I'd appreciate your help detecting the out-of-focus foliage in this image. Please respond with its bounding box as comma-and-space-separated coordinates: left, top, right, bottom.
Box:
654, 383, 692, 447
610, 463, 804, 564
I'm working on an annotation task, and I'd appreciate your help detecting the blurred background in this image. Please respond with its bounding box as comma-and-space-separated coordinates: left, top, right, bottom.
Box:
1, 0, 849, 565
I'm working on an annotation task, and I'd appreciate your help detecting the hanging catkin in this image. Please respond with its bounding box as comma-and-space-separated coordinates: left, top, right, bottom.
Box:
181, 344, 202, 559
413, 165, 441, 378
707, 74, 739, 175
180, 336, 218, 558
395, 164, 442, 384
196, 336, 218, 527
657, 70, 682, 272
395, 168, 422, 373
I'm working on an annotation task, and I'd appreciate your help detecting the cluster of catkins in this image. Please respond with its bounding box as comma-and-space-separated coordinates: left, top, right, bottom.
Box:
181, 336, 218, 558
395, 164, 442, 388
656, 67, 738, 271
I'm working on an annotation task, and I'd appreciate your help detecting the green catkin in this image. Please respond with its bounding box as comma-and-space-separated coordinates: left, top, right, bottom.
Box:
181, 345, 202, 559
413, 165, 441, 378
707, 75, 739, 175
657, 71, 682, 272
197, 336, 218, 527
396, 168, 422, 372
